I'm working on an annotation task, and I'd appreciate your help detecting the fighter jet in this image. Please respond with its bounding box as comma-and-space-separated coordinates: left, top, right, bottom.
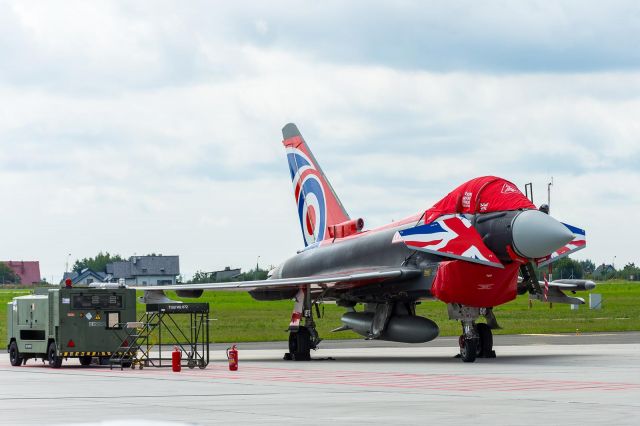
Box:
141, 123, 593, 363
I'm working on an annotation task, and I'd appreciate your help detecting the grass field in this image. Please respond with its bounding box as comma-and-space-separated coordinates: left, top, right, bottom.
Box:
2, 281, 639, 345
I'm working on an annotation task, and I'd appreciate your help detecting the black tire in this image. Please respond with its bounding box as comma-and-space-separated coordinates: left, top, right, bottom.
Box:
476, 323, 494, 358
48, 342, 62, 368
9, 342, 22, 367
198, 358, 206, 370
288, 327, 311, 361
79, 356, 92, 366
459, 336, 478, 363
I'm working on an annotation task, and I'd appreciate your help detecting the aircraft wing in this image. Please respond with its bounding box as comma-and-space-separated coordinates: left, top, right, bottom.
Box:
132, 267, 422, 292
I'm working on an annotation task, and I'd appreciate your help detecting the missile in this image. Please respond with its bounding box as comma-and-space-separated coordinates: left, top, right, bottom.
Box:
547, 279, 597, 291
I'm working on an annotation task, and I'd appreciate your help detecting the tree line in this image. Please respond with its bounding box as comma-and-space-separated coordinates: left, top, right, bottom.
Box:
538, 258, 640, 281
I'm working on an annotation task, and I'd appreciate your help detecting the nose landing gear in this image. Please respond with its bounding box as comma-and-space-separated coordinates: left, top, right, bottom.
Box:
449, 304, 497, 363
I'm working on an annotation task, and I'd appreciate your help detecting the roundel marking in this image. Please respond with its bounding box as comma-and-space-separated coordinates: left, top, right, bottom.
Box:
306, 205, 316, 235
287, 147, 327, 246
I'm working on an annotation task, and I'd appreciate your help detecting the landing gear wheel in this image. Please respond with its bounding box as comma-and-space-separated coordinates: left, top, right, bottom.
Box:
79, 356, 92, 366
198, 358, 206, 369
47, 342, 62, 368
288, 327, 311, 361
459, 335, 478, 363
476, 323, 495, 358
9, 342, 22, 367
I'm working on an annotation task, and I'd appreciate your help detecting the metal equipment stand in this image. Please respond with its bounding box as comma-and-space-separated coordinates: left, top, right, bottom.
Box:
109, 303, 210, 370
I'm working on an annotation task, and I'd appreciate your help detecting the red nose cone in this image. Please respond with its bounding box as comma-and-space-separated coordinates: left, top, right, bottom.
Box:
67, 340, 75, 348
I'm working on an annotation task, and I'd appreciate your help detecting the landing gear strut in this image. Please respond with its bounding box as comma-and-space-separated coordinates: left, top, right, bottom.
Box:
449, 304, 496, 363
284, 286, 321, 361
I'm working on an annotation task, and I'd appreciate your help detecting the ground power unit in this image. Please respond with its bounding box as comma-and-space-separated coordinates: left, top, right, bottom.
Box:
7, 285, 136, 368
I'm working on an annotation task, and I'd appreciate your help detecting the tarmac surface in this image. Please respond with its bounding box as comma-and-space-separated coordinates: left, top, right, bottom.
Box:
1, 332, 639, 425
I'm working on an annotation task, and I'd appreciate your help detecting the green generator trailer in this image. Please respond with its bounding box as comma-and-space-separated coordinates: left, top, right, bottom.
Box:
6, 285, 137, 368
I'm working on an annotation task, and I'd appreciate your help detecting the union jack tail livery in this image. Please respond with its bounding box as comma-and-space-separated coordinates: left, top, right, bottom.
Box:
282, 123, 350, 247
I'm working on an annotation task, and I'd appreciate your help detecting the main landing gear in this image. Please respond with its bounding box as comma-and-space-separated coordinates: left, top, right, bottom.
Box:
449, 304, 497, 363
284, 286, 321, 361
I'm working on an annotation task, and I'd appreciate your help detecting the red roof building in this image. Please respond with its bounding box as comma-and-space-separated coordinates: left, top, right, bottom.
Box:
2, 261, 41, 285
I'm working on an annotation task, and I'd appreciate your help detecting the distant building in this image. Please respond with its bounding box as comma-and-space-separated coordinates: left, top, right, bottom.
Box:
106, 255, 180, 286
60, 269, 109, 286
594, 264, 615, 279
211, 266, 241, 282
2, 261, 41, 285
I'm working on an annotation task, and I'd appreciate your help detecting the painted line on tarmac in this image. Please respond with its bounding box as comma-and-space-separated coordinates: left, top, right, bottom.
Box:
4, 359, 639, 393
40, 363, 633, 393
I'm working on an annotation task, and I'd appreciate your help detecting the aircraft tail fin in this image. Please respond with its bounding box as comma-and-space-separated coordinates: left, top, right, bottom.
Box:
282, 123, 350, 247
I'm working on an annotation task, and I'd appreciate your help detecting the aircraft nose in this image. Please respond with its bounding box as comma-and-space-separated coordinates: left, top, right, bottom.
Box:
511, 210, 574, 259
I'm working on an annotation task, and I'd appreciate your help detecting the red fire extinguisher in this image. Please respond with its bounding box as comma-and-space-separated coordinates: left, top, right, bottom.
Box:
172, 346, 181, 372
227, 345, 238, 371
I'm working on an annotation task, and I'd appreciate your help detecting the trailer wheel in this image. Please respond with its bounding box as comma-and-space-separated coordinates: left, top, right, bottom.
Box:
9, 342, 23, 367
79, 356, 92, 366
47, 342, 62, 368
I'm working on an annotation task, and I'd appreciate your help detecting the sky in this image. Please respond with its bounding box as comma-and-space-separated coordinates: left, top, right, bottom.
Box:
1, 0, 639, 282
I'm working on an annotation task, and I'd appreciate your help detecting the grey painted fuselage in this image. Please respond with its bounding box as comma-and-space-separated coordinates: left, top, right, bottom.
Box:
269, 222, 440, 304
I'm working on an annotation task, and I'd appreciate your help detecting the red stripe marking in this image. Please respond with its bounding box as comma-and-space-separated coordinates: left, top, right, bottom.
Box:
9, 363, 637, 393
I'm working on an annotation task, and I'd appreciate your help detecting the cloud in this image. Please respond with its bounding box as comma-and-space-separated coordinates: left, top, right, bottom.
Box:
3, 1, 640, 95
